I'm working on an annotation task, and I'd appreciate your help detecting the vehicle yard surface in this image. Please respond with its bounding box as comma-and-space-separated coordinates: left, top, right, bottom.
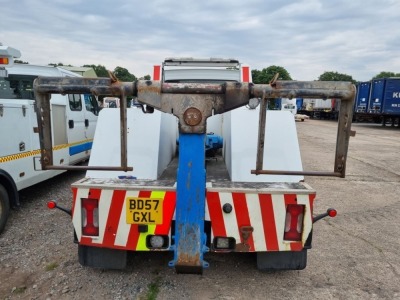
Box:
1, 119, 399, 299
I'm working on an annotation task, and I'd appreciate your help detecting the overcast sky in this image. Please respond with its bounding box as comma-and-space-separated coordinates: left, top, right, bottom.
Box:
1, 0, 399, 82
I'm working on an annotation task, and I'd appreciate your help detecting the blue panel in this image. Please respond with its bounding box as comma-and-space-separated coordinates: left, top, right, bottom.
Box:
296, 98, 303, 110
69, 141, 93, 156
170, 133, 208, 272
274, 98, 282, 110
205, 134, 223, 152
369, 79, 386, 113
382, 78, 400, 115
355, 82, 370, 113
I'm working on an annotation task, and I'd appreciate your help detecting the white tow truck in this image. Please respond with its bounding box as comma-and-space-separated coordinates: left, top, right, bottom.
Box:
35, 58, 355, 273
0, 45, 100, 233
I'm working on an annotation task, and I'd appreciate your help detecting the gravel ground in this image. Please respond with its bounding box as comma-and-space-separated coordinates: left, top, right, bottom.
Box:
1, 119, 400, 299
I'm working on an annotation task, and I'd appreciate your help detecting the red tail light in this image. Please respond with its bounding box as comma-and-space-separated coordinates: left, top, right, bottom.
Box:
284, 204, 305, 241
328, 209, 337, 218
47, 201, 57, 209
81, 198, 99, 236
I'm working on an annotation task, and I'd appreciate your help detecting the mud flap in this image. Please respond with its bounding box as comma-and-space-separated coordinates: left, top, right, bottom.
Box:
257, 249, 307, 271
78, 245, 127, 269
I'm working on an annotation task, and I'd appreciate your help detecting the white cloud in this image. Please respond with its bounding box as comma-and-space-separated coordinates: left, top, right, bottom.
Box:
1, 0, 399, 81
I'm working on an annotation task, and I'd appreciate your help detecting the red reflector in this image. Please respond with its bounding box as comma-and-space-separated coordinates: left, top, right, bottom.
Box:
242, 66, 250, 82
284, 204, 305, 241
47, 201, 57, 209
328, 209, 337, 218
81, 198, 99, 236
153, 65, 161, 80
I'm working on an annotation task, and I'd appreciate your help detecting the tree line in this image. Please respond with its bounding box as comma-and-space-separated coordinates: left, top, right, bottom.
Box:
13, 60, 150, 81
14, 59, 399, 83
251, 66, 400, 85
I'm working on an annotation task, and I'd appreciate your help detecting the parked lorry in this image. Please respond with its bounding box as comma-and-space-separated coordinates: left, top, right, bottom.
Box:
353, 78, 400, 125
298, 98, 339, 120
0, 45, 99, 233
355, 81, 371, 113
34, 58, 355, 273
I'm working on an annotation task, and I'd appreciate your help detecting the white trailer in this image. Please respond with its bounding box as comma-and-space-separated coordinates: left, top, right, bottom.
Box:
0, 45, 99, 233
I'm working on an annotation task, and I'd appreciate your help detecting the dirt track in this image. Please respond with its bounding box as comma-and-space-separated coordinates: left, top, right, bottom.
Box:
1, 119, 400, 299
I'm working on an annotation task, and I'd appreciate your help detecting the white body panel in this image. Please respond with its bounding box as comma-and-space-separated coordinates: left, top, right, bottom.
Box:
303, 98, 333, 110
223, 109, 303, 183
206, 114, 223, 136
281, 98, 298, 115
86, 108, 177, 179
164, 69, 241, 82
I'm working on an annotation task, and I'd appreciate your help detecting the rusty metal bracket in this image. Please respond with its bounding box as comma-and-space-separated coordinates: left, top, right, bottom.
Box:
34, 77, 355, 177
235, 226, 254, 252
34, 76, 134, 171
250, 81, 355, 178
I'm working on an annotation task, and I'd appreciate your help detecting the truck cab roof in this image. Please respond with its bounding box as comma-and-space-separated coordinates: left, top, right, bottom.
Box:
162, 57, 243, 83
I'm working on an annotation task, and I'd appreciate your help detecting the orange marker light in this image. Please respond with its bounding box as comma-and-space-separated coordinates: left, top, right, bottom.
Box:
0, 57, 9, 65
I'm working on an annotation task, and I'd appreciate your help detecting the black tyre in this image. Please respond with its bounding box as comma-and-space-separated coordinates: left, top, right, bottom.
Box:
0, 184, 10, 234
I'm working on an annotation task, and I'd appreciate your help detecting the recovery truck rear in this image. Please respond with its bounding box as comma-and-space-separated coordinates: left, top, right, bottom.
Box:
34, 58, 355, 273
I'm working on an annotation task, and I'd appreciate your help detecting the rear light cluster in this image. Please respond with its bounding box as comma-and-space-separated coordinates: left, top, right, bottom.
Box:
81, 198, 99, 236
284, 204, 305, 241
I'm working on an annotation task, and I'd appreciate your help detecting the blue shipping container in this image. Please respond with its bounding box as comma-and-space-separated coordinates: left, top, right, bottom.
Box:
369, 79, 386, 113
273, 98, 282, 110
382, 78, 400, 115
355, 82, 370, 113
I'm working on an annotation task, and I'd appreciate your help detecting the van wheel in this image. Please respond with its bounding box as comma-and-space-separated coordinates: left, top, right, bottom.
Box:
0, 185, 10, 234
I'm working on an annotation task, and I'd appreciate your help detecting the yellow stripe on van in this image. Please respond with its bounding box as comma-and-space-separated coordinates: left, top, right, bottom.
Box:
69, 139, 93, 147
0, 140, 92, 163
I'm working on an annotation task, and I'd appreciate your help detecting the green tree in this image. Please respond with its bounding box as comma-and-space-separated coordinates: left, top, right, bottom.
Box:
140, 75, 151, 80
251, 66, 292, 109
113, 66, 136, 81
83, 64, 109, 77
252, 65, 292, 84
48, 62, 65, 67
14, 60, 28, 64
372, 71, 400, 79
318, 71, 356, 83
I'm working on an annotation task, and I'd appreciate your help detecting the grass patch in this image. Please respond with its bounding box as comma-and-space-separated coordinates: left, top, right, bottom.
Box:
12, 286, 27, 294
45, 262, 59, 271
146, 276, 161, 300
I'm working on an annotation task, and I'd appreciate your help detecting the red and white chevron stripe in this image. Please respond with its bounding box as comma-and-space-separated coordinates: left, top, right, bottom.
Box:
72, 187, 315, 252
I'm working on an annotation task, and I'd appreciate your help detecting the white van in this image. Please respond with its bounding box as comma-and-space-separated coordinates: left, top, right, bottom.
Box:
281, 98, 298, 115
0, 45, 99, 233
103, 97, 120, 108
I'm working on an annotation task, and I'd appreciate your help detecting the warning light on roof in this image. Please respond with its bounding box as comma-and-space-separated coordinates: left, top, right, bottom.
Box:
0, 45, 22, 66
0, 57, 9, 65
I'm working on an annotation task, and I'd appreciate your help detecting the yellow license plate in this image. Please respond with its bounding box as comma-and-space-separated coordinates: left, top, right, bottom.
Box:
126, 197, 163, 225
